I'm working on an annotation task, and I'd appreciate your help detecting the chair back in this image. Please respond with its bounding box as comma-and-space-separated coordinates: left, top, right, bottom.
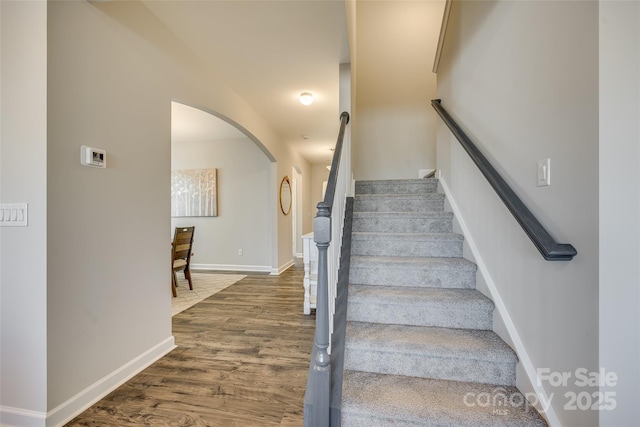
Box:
172, 226, 195, 266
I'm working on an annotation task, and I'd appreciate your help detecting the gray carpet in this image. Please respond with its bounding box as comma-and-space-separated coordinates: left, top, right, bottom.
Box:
341, 179, 546, 426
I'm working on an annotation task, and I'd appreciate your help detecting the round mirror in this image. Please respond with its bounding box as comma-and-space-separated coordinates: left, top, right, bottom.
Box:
279, 176, 292, 215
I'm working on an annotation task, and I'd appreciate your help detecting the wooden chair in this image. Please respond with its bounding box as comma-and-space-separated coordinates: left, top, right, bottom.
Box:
171, 226, 195, 297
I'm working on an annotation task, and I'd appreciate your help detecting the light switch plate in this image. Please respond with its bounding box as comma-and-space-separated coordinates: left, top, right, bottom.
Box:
537, 158, 551, 187
0, 203, 28, 227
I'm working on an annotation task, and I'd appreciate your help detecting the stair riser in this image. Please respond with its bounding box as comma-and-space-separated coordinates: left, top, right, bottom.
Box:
355, 181, 438, 195
351, 239, 463, 258
347, 301, 493, 330
340, 414, 415, 427
354, 197, 444, 213
352, 217, 453, 233
344, 350, 516, 386
349, 266, 476, 289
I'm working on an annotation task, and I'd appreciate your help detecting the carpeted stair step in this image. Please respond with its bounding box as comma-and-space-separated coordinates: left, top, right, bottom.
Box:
352, 211, 453, 233
349, 256, 477, 289
354, 193, 445, 213
339, 179, 547, 426
344, 322, 517, 386
347, 285, 494, 330
352, 232, 464, 257
341, 371, 547, 427
355, 178, 438, 195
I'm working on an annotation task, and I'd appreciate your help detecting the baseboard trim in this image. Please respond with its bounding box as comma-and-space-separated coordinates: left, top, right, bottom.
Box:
191, 263, 272, 273
270, 259, 294, 276
0, 406, 46, 427
45, 336, 176, 427
439, 176, 561, 427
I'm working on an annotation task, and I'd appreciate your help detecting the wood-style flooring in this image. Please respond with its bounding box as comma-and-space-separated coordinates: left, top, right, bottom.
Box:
66, 265, 315, 426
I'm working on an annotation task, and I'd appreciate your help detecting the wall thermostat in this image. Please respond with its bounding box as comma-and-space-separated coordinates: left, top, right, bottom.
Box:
80, 145, 106, 168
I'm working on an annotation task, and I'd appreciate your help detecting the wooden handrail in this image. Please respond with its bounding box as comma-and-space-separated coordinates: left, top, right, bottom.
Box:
322, 112, 350, 207
431, 99, 577, 261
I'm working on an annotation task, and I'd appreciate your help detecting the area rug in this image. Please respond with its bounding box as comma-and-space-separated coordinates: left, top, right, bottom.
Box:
172, 272, 246, 316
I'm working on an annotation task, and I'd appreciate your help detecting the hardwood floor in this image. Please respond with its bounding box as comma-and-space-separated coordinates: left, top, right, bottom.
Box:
67, 265, 315, 426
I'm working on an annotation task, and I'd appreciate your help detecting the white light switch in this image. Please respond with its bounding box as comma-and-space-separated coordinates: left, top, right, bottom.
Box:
537, 159, 551, 187
0, 203, 28, 227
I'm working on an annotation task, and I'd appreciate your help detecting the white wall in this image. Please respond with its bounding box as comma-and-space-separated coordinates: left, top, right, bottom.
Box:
44, 0, 303, 422
346, 0, 358, 182
353, 0, 445, 180
291, 166, 304, 257
311, 164, 330, 209
171, 136, 272, 271
0, 1, 48, 425
599, 2, 640, 426
437, 1, 598, 426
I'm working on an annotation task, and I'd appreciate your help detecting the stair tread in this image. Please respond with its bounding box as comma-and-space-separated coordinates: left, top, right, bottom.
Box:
354, 192, 445, 213
355, 179, 439, 195
356, 178, 438, 185
350, 255, 476, 271
353, 211, 453, 218
348, 285, 493, 308
352, 232, 464, 241
356, 193, 444, 199
342, 371, 547, 426
346, 322, 516, 363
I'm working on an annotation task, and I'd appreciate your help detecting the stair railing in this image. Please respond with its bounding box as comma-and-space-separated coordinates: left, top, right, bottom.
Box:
431, 99, 577, 261
305, 111, 350, 426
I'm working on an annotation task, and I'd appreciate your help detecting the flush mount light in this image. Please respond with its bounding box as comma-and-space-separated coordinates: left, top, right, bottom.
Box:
299, 92, 314, 106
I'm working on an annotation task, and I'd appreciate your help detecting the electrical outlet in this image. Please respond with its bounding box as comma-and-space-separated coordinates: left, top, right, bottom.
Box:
537, 158, 551, 187
238, 249, 243, 256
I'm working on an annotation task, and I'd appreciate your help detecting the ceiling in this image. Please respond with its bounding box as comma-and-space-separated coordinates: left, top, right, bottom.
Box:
142, 0, 349, 165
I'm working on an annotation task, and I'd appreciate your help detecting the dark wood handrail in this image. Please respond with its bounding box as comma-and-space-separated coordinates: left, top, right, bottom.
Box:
322, 111, 350, 208
431, 99, 577, 261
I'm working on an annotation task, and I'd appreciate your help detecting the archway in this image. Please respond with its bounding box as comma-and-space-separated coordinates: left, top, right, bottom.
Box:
170, 101, 278, 276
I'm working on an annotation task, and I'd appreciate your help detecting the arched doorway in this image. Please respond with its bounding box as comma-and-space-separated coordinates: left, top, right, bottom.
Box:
170, 101, 277, 275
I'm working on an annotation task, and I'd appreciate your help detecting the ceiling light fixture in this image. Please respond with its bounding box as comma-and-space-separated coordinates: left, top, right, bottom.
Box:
299, 92, 314, 106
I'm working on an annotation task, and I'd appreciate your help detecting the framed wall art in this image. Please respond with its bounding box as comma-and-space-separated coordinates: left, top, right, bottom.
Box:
171, 168, 218, 217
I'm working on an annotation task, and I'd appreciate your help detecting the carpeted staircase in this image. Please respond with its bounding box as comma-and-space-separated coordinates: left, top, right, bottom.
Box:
341, 179, 547, 426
